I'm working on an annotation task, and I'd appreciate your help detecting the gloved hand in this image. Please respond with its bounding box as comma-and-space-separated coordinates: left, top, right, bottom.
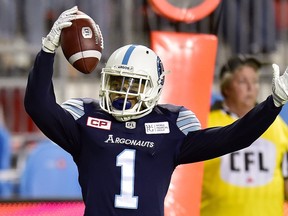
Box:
272, 63, 288, 107
42, 6, 78, 53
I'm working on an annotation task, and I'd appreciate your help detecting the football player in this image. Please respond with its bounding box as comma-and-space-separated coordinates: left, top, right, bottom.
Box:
25, 6, 288, 216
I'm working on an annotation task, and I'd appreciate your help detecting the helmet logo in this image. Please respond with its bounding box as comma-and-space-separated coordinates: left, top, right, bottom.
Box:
114, 65, 134, 71
157, 57, 165, 86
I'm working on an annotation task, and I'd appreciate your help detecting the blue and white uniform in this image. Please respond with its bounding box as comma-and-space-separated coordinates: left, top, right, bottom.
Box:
25, 50, 281, 216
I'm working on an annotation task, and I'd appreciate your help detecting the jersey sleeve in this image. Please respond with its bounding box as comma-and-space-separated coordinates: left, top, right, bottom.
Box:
24, 50, 81, 157
176, 96, 282, 165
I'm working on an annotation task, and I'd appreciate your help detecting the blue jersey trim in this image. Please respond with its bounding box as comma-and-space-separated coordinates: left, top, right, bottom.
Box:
176, 109, 201, 135
122, 45, 137, 65
61, 98, 84, 120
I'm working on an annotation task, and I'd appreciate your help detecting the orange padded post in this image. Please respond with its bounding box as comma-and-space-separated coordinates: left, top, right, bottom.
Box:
151, 31, 218, 216
148, 0, 220, 23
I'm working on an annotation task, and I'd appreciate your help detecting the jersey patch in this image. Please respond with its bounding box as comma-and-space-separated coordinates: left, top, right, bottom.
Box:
145, 122, 170, 134
125, 121, 136, 129
87, 117, 111, 130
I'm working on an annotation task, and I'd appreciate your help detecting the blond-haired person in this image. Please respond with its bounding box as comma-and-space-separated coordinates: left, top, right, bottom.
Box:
201, 56, 288, 216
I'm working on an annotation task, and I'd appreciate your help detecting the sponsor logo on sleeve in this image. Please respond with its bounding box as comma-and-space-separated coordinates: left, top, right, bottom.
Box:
87, 117, 111, 130
145, 122, 170, 134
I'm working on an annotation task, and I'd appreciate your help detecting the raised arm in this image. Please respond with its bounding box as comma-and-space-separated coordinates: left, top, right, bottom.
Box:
177, 64, 288, 164
24, 7, 81, 155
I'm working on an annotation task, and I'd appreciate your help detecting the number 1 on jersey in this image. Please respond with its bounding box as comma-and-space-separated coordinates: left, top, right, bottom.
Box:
115, 149, 138, 209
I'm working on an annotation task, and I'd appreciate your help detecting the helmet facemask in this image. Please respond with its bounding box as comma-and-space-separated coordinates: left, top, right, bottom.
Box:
100, 67, 157, 121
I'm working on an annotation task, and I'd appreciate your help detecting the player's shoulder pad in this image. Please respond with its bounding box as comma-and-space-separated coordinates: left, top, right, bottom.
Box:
61, 98, 85, 120
156, 104, 201, 135
61, 98, 102, 120
156, 104, 183, 114
176, 106, 201, 135
82, 98, 102, 113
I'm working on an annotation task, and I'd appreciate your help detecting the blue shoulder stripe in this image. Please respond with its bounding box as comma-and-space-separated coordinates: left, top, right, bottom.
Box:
176, 108, 201, 135
61, 98, 84, 120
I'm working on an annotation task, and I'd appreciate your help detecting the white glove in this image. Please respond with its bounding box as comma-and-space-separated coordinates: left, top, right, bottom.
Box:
42, 6, 78, 53
272, 63, 288, 107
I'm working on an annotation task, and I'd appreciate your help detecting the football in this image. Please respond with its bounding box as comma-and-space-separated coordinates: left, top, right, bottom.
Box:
60, 11, 103, 74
